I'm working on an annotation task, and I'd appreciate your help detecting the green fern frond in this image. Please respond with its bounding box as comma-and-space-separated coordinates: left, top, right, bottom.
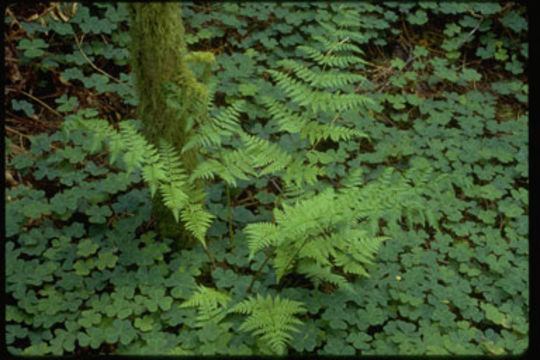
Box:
273, 245, 297, 281
159, 182, 188, 222
296, 261, 353, 291
228, 294, 306, 355
182, 101, 245, 153
276, 59, 366, 88
180, 285, 232, 326
239, 132, 292, 176
297, 45, 365, 68
141, 162, 167, 198
244, 222, 282, 261
341, 167, 365, 188
247, 185, 395, 289
310, 35, 365, 54
269, 69, 371, 113
316, 21, 367, 46
220, 148, 257, 179
298, 235, 336, 265
158, 139, 187, 183
180, 203, 214, 249
191, 158, 234, 185
155, 140, 190, 221
180, 285, 232, 309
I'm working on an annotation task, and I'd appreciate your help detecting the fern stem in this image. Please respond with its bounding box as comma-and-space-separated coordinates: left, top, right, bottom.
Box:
266, 176, 283, 193
226, 184, 235, 254
203, 245, 216, 269
247, 250, 271, 293
277, 235, 312, 287
308, 109, 343, 152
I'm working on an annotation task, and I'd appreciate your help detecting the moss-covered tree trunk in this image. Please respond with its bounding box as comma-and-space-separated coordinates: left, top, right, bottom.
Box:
127, 3, 207, 240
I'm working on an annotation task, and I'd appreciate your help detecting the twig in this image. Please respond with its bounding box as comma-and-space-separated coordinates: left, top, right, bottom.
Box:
266, 176, 282, 194
203, 245, 216, 269
456, 16, 485, 50
279, 236, 311, 286
6, 125, 30, 139
74, 33, 135, 89
5, 8, 33, 38
226, 184, 235, 254
377, 53, 417, 92
6, 88, 62, 117
247, 251, 271, 293
6, 125, 61, 150
325, 36, 350, 57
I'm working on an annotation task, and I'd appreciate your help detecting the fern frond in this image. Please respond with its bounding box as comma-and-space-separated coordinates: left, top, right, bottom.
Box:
159, 182, 188, 222
276, 59, 367, 88
182, 101, 245, 153
297, 45, 365, 68
311, 35, 365, 54
220, 148, 257, 179
228, 294, 306, 355
119, 121, 156, 166
298, 235, 336, 265
155, 140, 189, 221
180, 203, 214, 249
296, 261, 352, 291
341, 167, 365, 188
268, 69, 372, 113
190, 158, 234, 185
244, 222, 282, 261
239, 132, 292, 176
158, 140, 186, 183
316, 21, 368, 46
180, 285, 231, 326
141, 162, 167, 198
273, 245, 298, 281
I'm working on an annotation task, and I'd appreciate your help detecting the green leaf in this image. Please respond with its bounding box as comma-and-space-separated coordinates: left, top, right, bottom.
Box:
461, 68, 482, 82
50, 325, 79, 355
78, 309, 102, 328
407, 10, 427, 25
105, 319, 137, 344
482, 303, 506, 326
500, 11, 527, 33
76, 239, 100, 257
55, 95, 79, 112
96, 249, 118, 270
73, 259, 96, 276
17, 38, 48, 58
86, 204, 113, 223
11, 99, 35, 116
134, 315, 154, 332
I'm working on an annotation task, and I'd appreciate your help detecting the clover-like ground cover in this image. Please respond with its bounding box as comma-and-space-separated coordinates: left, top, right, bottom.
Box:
5, 2, 528, 356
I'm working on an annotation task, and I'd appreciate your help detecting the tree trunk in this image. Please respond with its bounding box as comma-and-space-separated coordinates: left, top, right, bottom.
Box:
127, 3, 207, 240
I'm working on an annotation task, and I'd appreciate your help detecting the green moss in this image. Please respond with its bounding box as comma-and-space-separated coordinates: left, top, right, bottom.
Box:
127, 3, 209, 241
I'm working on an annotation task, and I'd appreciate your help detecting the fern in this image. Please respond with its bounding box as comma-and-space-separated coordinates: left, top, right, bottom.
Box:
259, 22, 373, 196
157, 140, 189, 222
244, 222, 282, 261
262, 96, 368, 144
297, 43, 365, 68
180, 285, 232, 326
296, 262, 352, 291
228, 294, 306, 355
245, 160, 444, 290
188, 119, 294, 187
182, 100, 245, 153
245, 187, 390, 289
180, 203, 215, 249
62, 118, 214, 248
277, 58, 367, 88
267, 69, 372, 113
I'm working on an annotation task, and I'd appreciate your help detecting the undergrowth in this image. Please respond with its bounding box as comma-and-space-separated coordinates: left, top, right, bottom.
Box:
4, 1, 528, 356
